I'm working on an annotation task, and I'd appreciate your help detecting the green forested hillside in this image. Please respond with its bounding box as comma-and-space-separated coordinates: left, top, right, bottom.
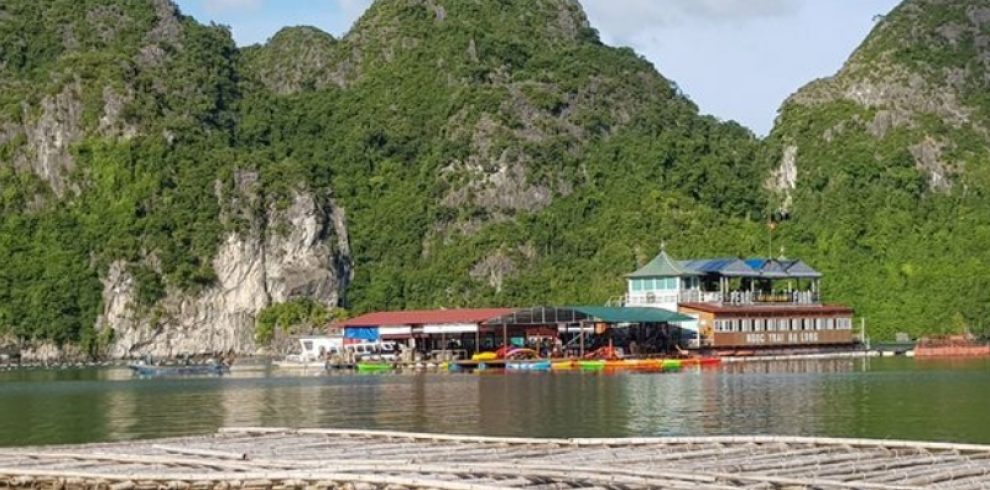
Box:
0, 0, 987, 351
236, 0, 768, 311
765, 0, 990, 339
0, 0, 243, 346
0, 0, 766, 350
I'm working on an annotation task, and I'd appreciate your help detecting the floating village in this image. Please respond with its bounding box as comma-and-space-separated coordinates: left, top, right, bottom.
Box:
117, 246, 988, 376
258, 247, 871, 375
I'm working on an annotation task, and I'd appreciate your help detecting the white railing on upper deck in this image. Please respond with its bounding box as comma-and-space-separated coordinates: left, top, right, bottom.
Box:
622, 290, 820, 307
692, 290, 820, 306
624, 292, 680, 307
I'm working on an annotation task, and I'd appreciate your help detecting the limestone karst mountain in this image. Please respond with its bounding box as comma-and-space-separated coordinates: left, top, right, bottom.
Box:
0, 0, 986, 358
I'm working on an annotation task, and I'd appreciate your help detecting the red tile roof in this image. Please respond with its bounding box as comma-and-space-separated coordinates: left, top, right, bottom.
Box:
340, 308, 514, 327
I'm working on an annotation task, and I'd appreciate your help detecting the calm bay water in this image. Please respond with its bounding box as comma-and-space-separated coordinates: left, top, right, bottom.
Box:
1, 357, 988, 447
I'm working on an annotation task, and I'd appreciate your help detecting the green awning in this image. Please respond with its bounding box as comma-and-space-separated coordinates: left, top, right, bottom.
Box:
570, 306, 695, 324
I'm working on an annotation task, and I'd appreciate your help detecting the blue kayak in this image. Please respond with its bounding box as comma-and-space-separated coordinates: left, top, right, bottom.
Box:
506, 360, 552, 371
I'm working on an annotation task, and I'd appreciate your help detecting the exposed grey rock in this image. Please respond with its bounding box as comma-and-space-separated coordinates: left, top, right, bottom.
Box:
868, 109, 915, 138
148, 0, 182, 46
765, 145, 798, 211
21, 83, 83, 196
98, 191, 352, 359
909, 136, 952, 191
99, 86, 138, 138
470, 251, 516, 293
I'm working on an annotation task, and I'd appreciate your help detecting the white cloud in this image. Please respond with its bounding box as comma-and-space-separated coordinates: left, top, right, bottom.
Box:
582, 0, 805, 44
202, 0, 263, 14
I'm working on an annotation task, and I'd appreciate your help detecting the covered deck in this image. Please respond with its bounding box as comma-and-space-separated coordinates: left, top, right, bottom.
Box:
480, 306, 695, 358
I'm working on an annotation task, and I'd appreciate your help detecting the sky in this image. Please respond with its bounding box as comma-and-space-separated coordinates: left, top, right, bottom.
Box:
175, 0, 902, 136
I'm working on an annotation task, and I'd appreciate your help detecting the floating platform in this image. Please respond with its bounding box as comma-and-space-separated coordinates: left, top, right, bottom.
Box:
2, 427, 990, 489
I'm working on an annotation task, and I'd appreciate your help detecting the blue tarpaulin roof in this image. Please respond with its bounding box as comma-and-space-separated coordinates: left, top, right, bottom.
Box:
344, 327, 379, 341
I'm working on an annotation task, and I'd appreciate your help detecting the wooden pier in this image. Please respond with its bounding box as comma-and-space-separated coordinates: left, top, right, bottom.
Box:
2, 427, 990, 489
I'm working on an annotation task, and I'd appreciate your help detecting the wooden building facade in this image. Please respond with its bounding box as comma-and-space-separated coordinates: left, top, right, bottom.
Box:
625, 247, 856, 350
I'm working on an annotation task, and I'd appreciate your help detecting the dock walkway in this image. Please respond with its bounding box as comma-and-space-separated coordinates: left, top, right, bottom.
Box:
2, 428, 989, 489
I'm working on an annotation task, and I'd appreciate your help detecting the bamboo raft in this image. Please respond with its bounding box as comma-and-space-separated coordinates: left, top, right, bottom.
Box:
2, 428, 989, 489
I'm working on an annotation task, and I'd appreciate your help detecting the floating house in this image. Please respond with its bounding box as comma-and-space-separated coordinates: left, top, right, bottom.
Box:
340, 308, 513, 353
624, 248, 855, 350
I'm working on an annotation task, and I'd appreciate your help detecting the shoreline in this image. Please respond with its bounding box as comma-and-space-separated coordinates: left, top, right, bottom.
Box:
0, 349, 930, 372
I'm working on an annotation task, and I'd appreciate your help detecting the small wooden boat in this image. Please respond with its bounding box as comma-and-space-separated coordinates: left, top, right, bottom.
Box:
506, 360, 551, 371
273, 360, 326, 370
355, 362, 392, 373
129, 362, 228, 377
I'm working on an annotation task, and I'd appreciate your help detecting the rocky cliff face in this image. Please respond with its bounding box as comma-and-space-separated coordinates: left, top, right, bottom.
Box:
98, 192, 351, 359
0, 0, 360, 359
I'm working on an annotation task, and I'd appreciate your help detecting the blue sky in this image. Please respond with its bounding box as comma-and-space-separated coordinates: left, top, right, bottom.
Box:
175, 0, 902, 136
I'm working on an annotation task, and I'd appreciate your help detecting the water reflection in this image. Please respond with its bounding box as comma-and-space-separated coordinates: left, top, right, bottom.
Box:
0, 358, 988, 447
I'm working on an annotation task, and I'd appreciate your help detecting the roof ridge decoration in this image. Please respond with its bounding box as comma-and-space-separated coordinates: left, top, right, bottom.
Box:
625, 249, 702, 278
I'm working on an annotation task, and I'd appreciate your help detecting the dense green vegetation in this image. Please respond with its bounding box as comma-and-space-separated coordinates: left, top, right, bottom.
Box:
765, 0, 990, 340
0, 0, 987, 349
0, 1, 245, 344
255, 299, 345, 344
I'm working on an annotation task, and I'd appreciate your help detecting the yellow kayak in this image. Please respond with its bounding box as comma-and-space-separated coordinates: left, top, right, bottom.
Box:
551, 360, 576, 370
472, 352, 498, 361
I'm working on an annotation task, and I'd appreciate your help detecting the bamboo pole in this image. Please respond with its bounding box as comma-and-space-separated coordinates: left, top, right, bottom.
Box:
152, 445, 247, 461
